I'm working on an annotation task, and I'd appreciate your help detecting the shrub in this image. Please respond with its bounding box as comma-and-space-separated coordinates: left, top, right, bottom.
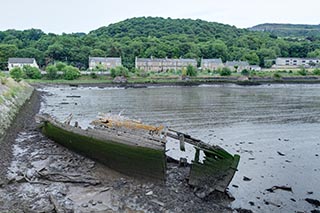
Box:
90, 72, 97, 79
220, 67, 231, 76
273, 72, 281, 79
23, 65, 41, 79
298, 68, 307, 76
313, 68, 320, 75
241, 69, 250, 76
46, 65, 58, 80
186, 65, 197, 76
10, 67, 25, 80
110, 66, 129, 78
56, 62, 67, 71
62, 66, 80, 80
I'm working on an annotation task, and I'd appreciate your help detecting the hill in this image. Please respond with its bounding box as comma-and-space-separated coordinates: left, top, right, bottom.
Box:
1, 17, 320, 70
249, 23, 320, 38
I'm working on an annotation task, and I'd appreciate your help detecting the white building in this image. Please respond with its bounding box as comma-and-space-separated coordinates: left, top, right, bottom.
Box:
8, 58, 39, 70
275, 57, 320, 68
88, 57, 122, 70
135, 57, 197, 72
201, 58, 224, 70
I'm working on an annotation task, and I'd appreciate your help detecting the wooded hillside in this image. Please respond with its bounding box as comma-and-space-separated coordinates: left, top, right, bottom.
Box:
1, 17, 320, 70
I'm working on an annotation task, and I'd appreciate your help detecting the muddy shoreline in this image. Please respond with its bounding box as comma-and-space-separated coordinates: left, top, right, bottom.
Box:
0, 88, 236, 212
30, 76, 320, 89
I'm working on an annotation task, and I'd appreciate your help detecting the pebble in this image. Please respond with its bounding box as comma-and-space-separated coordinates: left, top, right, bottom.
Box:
146, 191, 153, 196
81, 203, 88, 208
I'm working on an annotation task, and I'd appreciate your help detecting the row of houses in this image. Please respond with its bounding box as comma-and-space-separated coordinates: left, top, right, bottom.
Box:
274, 57, 320, 68
7, 57, 255, 72
11, 56, 320, 72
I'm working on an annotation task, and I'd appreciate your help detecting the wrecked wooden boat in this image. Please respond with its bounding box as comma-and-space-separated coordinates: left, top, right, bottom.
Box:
37, 113, 240, 195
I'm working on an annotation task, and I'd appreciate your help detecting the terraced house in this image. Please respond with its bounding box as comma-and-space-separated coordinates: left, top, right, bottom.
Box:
225, 61, 250, 72
88, 57, 122, 70
275, 57, 320, 68
201, 58, 224, 70
135, 57, 197, 72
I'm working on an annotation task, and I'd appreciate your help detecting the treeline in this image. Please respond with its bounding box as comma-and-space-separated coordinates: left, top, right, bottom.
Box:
250, 23, 320, 38
1, 17, 320, 70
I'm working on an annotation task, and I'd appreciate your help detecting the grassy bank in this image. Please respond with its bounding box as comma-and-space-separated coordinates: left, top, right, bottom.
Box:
0, 77, 34, 138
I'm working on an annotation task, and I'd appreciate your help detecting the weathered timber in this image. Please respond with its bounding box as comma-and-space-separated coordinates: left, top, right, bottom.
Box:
39, 115, 166, 182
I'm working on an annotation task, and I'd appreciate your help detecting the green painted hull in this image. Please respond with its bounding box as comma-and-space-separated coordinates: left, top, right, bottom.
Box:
41, 122, 166, 182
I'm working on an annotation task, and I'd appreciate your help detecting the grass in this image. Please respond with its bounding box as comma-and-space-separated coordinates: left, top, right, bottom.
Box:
14, 68, 320, 85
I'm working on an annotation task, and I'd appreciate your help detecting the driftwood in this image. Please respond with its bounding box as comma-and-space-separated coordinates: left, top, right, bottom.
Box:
38, 171, 100, 185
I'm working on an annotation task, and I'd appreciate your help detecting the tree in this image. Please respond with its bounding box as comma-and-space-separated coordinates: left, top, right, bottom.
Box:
110, 66, 129, 78
55, 62, 67, 71
62, 65, 80, 80
186, 64, 197, 76
0, 44, 18, 70
46, 65, 58, 80
241, 69, 250, 76
10, 67, 25, 80
22, 65, 41, 79
220, 67, 231, 76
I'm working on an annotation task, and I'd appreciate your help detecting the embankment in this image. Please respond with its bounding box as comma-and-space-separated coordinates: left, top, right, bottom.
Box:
0, 78, 34, 138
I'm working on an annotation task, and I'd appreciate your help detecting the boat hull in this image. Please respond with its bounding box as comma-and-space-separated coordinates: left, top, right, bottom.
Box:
41, 122, 166, 182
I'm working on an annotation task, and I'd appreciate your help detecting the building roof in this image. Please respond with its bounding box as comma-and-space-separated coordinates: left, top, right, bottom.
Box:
8, 58, 36, 64
226, 61, 249, 67
137, 58, 197, 63
276, 57, 320, 60
202, 58, 223, 64
89, 57, 121, 63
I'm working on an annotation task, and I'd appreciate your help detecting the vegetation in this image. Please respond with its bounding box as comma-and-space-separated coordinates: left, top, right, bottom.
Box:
220, 67, 232, 76
45, 65, 58, 80
9, 67, 25, 80
250, 23, 320, 38
186, 65, 197, 76
110, 66, 129, 78
1, 17, 320, 72
62, 65, 80, 80
22, 65, 41, 79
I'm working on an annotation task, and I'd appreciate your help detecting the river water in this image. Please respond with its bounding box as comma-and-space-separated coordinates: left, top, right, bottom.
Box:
39, 84, 320, 212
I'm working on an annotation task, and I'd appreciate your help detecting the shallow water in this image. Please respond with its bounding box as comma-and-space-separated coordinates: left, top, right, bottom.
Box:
39, 84, 320, 212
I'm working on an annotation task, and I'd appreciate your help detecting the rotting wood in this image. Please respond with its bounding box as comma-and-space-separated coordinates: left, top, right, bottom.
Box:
38, 171, 101, 185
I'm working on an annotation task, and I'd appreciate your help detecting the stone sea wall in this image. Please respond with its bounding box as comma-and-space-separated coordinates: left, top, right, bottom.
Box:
0, 77, 34, 139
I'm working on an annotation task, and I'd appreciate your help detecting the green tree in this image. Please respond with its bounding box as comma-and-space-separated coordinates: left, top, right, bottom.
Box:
220, 67, 231, 76
55, 62, 67, 71
241, 69, 250, 76
186, 64, 197, 76
110, 66, 129, 78
46, 65, 58, 80
10, 67, 25, 80
0, 44, 18, 70
22, 65, 41, 79
62, 65, 80, 80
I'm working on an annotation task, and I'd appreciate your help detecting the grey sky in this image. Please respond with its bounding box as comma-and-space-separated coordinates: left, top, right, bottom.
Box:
1, 0, 319, 34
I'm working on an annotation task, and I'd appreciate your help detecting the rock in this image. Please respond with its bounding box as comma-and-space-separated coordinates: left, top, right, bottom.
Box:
146, 191, 153, 196
81, 203, 88, 208
232, 185, 239, 188
266, 185, 292, 193
277, 151, 285, 156
305, 198, 320, 207
307, 191, 314, 194
290, 198, 296, 202
249, 201, 255, 206
243, 176, 252, 181
150, 199, 165, 207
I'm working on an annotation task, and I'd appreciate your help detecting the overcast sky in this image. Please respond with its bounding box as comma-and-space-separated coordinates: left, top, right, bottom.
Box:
1, 0, 319, 34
